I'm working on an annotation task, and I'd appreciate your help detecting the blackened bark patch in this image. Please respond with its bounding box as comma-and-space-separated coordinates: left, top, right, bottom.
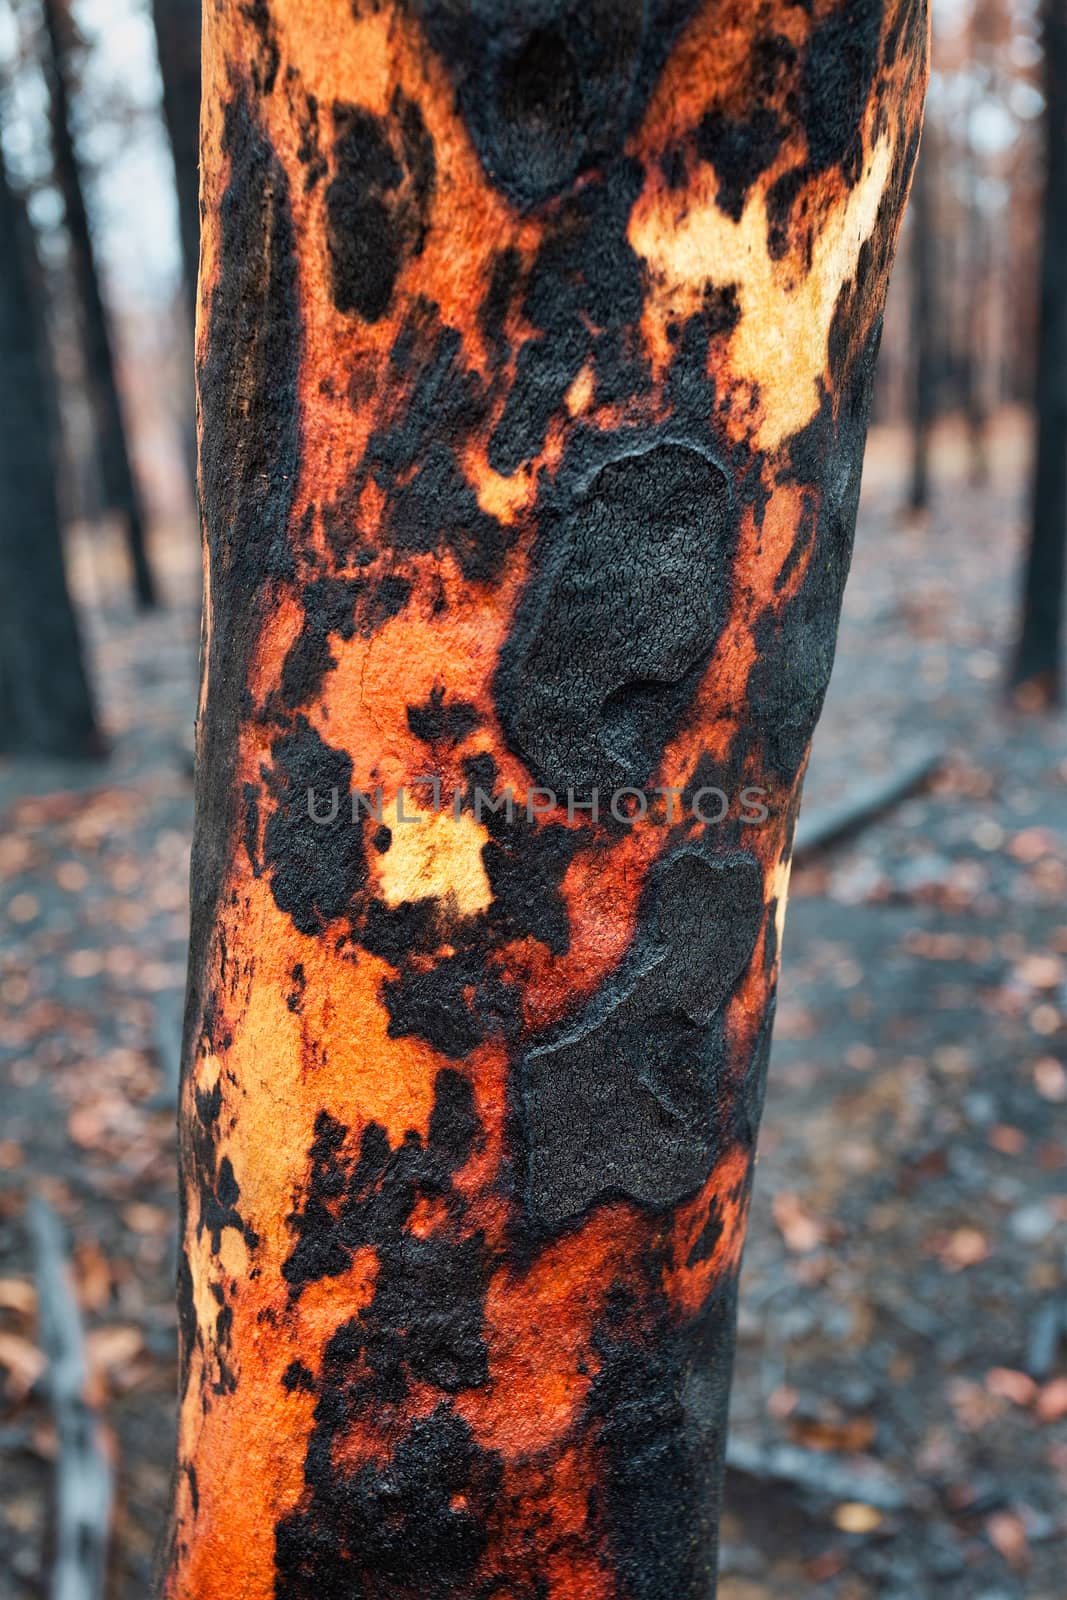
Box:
188, 89, 299, 1061
176, 1245, 196, 1396
521, 847, 763, 1227
362, 897, 442, 966
200, 1154, 245, 1254
326, 93, 435, 321
488, 159, 646, 475
276, 1075, 499, 1596
280, 576, 364, 707
382, 946, 521, 1059
746, 321, 883, 787
587, 1284, 739, 1600
282, 1359, 316, 1394
740, 997, 777, 1148
480, 810, 580, 958
242, 0, 280, 96
409, 0, 703, 207
478, 245, 520, 352
367, 764, 576, 1056
703, 282, 741, 338
188, 1068, 259, 1260
802, 1, 884, 183
696, 107, 784, 222
755, 3, 889, 256
386, 441, 510, 583
686, 1199, 724, 1268
496, 441, 736, 797
262, 716, 368, 935
275, 1403, 501, 1600
351, 312, 515, 582
407, 687, 479, 747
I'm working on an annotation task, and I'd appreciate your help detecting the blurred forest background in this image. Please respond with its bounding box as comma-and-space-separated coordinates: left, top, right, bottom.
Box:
1, 1, 1066, 1597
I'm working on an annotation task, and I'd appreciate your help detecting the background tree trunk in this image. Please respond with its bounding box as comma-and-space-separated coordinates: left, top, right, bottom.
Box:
962, 102, 990, 487
151, 0, 202, 301
1012, 0, 1067, 704
150, 0, 202, 485
41, 0, 159, 610
0, 136, 100, 758
909, 129, 937, 512
160, 3, 928, 1595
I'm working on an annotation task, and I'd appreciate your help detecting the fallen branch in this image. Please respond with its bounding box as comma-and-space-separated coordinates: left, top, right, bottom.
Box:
725, 1434, 909, 1512
28, 1196, 113, 1600
794, 741, 944, 862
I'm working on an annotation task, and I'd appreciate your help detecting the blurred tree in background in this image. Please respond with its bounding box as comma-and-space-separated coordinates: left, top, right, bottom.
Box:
149, 0, 199, 302
1011, 0, 1067, 706
908, 125, 937, 514
0, 129, 98, 755
40, 0, 158, 609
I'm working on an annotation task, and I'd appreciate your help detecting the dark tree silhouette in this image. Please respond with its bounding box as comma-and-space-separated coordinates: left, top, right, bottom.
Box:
150, 0, 201, 483
41, 0, 159, 609
151, 0, 201, 301
909, 130, 937, 513
0, 136, 100, 757
1012, 0, 1067, 704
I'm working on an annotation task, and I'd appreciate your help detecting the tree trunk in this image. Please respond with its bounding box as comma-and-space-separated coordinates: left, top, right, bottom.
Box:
151, 0, 202, 300
908, 127, 936, 512
41, 0, 159, 610
962, 118, 990, 488
160, 3, 928, 1594
1012, 0, 1067, 704
0, 137, 100, 758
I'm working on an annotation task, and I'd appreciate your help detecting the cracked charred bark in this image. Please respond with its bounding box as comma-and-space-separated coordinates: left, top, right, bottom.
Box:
160, 3, 928, 1595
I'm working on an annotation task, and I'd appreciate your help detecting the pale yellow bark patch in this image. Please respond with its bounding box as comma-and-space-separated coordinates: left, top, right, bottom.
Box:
630, 134, 895, 452
376, 807, 493, 917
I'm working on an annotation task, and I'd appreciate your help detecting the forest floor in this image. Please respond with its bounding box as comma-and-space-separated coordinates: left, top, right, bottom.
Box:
2, 414, 1066, 1599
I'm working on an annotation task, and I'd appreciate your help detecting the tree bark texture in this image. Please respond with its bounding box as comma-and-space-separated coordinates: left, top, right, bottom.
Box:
151, 0, 202, 301
0, 137, 99, 758
41, 0, 159, 610
163, 3, 927, 1595
1012, 0, 1067, 701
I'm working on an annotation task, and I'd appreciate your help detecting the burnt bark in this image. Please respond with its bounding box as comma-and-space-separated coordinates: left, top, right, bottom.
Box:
1012, 0, 1067, 703
160, 4, 928, 1595
41, 0, 159, 610
0, 137, 100, 758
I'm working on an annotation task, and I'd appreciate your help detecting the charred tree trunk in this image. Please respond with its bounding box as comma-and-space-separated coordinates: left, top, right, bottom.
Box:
41, 0, 159, 610
0, 138, 100, 758
1012, 0, 1067, 704
908, 128, 936, 512
160, 3, 928, 1595
151, 0, 202, 300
